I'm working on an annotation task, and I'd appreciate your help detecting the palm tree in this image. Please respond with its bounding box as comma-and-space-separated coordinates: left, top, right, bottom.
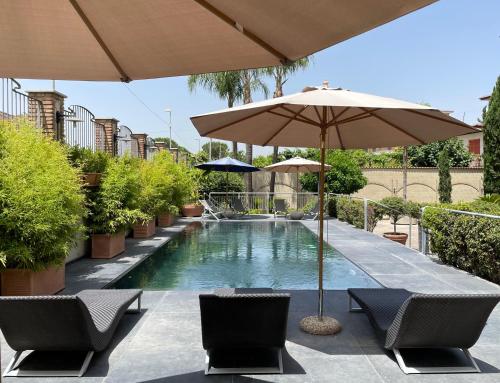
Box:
241, 69, 269, 192
188, 72, 243, 158
264, 57, 311, 196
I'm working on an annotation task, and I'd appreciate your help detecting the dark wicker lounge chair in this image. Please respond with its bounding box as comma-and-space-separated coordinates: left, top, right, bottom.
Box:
0, 289, 142, 377
348, 288, 500, 374
273, 199, 287, 218
199, 290, 290, 375
232, 198, 249, 216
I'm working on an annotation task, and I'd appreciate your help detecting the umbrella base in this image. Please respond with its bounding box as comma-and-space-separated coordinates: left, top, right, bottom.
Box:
299, 315, 342, 335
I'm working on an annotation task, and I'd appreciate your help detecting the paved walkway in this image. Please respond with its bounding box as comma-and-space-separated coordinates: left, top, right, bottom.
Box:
1, 218, 499, 383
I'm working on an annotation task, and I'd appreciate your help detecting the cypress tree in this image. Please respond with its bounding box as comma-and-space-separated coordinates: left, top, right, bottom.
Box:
483, 76, 500, 194
438, 146, 452, 203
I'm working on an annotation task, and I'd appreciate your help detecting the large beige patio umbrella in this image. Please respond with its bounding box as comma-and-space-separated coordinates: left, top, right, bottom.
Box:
191, 82, 479, 334
0, 0, 436, 81
264, 157, 331, 210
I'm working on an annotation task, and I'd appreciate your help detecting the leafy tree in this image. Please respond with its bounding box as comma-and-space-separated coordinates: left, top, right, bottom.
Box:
438, 146, 452, 203
188, 71, 243, 157
483, 76, 500, 194
198, 172, 244, 197
263, 57, 311, 195
300, 149, 367, 195
202, 141, 228, 160
253, 155, 273, 168
407, 137, 472, 167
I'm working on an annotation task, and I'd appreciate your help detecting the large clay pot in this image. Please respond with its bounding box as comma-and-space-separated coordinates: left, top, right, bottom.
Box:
91, 232, 126, 259
133, 219, 156, 238
181, 204, 203, 217
289, 211, 304, 220
157, 213, 175, 227
383, 232, 408, 245
1, 265, 65, 295
81, 172, 102, 187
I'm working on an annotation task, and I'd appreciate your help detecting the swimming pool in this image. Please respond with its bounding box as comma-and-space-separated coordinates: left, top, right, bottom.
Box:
112, 221, 379, 290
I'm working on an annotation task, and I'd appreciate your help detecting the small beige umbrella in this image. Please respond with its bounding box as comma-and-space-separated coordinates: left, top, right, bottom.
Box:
191, 82, 478, 334
0, 0, 436, 81
264, 157, 332, 210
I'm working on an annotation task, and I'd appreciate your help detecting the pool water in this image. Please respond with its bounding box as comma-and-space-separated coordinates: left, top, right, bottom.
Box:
113, 221, 379, 290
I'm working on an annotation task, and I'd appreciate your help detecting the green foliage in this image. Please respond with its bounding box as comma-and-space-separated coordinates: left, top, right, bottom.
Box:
253, 155, 273, 168
422, 201, 500, 283
407, 137, 472, 167
0, 120, 86, 270
198, 171, 244, 197
88, 155, 147, 234
480, 194, 500, 205
300, 150, 367, 195
170, 162, 200, 207
438, 146, 452, 203
201, 141, 228, 159
483, 76, 500, 194
379, 196, 409, 233
336, 197, 382, 232
137, 151, 178, 217
67, 146, 110, 173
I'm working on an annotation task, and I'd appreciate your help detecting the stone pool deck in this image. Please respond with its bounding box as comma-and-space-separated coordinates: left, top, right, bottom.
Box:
1, 218, 499, 382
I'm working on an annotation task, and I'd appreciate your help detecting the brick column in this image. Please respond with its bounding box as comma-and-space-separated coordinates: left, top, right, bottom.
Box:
155, 141, 167, 151
94, 118, 119, 155
26, 90, 66, 140
131, 133, 147, 159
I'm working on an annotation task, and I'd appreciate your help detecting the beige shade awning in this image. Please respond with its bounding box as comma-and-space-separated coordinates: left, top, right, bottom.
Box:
265, 157, 331, 173
191, 85, 478, 149
0, 0, 436, 81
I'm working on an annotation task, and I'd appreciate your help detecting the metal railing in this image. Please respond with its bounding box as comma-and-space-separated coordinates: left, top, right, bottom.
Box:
1, 78, 44, 128
208, 192, 319, 213
419, 206, 500, 254
63, 105, 106, 152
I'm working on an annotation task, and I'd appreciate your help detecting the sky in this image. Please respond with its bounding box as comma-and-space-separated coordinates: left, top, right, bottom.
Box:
15, 0, 500, 156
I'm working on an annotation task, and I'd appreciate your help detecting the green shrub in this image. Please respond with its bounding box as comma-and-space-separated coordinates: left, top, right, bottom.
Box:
88, 155, 147, 234
198, 171, 244, 197
138, 152, 179, 217
379, 196, 409, 233
327, 197, 337, 218
170, 161, 200, 207
422, 201, 500, 283
67, 146, 110, 173
336, 197, 382, 232
0, 120, 86, 270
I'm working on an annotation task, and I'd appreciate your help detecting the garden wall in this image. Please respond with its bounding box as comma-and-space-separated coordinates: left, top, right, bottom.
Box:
354, 167, 483, 203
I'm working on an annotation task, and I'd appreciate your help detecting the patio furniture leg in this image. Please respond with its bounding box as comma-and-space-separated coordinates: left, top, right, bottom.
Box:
3, 351, 95, 377
348, 295, 363, 312
127, 295, 142, 314
205, 348, 284, 375
393, 348, 480, 374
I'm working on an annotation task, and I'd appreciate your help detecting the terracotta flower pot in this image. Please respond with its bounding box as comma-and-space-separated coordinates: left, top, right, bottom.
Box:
81, 172, 102, 187
1, 265, 65, 296
157, 213, 175, 227
383, 232, 408, 245
91, 232, 126, 259
181, 204, 203, 217
133, 219, 156, 238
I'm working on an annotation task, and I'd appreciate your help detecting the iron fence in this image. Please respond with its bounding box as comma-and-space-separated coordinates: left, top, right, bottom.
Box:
116, 125, 140, 157
1, 78, 44, 128
63, 105, 106, 151
145, 136, 157, 159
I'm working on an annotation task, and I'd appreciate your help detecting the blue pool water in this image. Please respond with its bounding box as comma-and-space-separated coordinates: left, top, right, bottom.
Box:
113, 221, 379, 290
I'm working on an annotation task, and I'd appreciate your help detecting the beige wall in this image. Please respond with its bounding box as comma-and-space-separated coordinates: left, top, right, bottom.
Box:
354, 168, 483, 203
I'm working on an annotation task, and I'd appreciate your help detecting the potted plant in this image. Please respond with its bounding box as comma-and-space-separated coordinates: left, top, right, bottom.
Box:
171, 162, 201, 217
379, 196, 409, 245
0, 121, 86, 295
67, 146, 110, 187
158, 205, 178, 227
89, 156, 147, 257
181, 202, 204, 217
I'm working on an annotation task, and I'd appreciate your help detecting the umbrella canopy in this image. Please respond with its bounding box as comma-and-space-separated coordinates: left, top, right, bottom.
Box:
191, 85, 477, 148
191, 83, 478, 330
265, 157, 331, 173
195, 157, 260, 173
1, 0, 435, 81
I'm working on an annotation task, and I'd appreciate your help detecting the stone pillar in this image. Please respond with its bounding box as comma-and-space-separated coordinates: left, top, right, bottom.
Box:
131, 133, 148, 159
94, 118, 119, 155
26, 90, 66, 140
155, 141, 167, 151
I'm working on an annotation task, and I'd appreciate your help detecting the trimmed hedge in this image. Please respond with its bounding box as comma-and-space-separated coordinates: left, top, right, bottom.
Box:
422, 201, 500, 284
336, 196, 382, 232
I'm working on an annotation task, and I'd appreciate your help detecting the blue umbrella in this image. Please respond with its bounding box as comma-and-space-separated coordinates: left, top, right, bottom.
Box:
195, 157, 260, 200
195, 157, 260, 173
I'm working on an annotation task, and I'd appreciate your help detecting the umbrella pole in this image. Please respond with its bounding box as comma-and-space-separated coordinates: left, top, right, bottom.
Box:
317, 126, 326, 319
299, 115, 341, 336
